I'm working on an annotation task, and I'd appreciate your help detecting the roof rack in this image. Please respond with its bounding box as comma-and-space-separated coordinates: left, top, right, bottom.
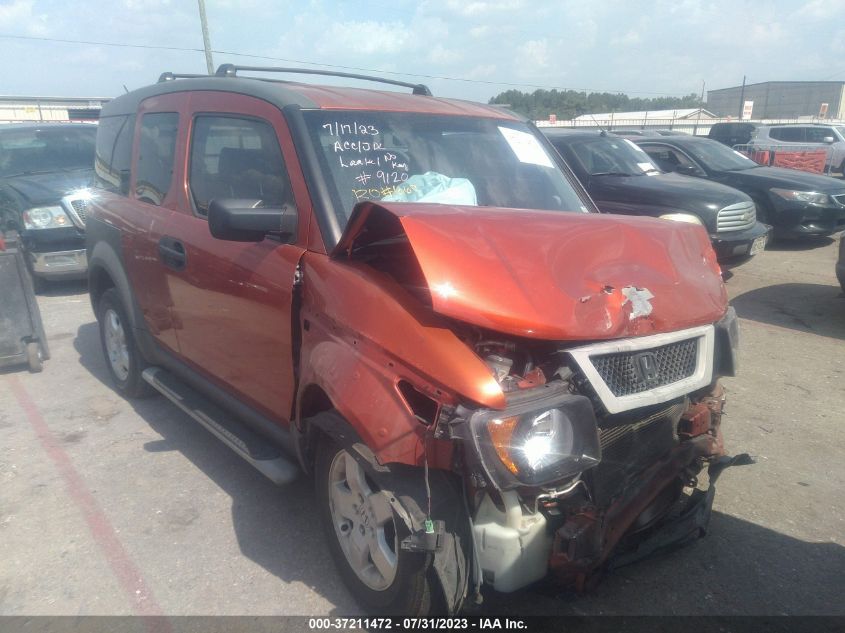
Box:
214, 64, 433, 96
158, 72, 208, 83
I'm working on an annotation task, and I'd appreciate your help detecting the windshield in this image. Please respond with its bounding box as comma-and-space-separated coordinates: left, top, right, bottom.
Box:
302, 111, 590, 227
561, 136, 660, 176
684, 139, 758, 171
0, 126, 96, 178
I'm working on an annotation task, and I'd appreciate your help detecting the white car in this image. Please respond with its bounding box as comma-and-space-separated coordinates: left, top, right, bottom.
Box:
748, 123, 845, 174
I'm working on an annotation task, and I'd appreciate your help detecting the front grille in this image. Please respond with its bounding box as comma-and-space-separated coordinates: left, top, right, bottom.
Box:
62, 194, 89, 229
591, 338, 698, 397
70, 198, 88, 223
717, 201, 756, 232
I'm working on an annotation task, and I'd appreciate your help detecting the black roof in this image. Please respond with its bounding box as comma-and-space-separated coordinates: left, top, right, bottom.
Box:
710, 122, 759, 129
101, 77, 319, 118
541, 128, 619, 141
632, 134, 709, 147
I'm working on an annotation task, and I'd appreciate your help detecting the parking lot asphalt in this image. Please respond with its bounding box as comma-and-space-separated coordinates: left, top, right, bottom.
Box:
1, 236, 844, 617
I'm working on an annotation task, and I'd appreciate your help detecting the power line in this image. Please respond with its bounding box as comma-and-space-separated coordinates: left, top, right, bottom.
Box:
0, 33, 205, 53
0, 32, 695, 97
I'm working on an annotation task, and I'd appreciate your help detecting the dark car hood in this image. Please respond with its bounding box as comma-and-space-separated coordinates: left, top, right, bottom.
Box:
1, 169, 96, 206
333, 201, 727, 341
715, 166, 845, 192
591, 171, 749, 215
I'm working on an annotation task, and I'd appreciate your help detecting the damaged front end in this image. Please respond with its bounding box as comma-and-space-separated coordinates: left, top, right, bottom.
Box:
326, 200, 751, 601
431, 307, 751, 595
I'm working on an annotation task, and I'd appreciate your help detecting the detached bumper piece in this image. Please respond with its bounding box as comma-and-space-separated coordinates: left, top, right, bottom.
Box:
608, 452, 754, 570
546, 382, 750, 591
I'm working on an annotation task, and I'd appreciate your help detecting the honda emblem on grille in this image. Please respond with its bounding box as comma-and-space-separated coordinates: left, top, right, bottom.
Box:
635, 352, 660, 384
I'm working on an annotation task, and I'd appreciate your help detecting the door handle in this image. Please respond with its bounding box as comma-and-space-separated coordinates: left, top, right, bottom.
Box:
158, 236, 186, 271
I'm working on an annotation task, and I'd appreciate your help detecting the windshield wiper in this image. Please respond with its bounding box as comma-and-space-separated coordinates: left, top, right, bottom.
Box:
591, 171, 631, 177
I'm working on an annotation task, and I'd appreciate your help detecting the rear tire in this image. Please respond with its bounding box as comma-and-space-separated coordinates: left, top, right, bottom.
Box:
315, 435, 435, 615
97, 288, 153, 398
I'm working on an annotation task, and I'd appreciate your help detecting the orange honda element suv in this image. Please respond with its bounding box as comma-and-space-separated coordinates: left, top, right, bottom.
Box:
87, 65, 749, 615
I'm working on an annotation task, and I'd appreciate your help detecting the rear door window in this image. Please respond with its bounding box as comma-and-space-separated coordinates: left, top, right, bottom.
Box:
135, 113, 179, 205
188, 115, 294, 218
770, 127, 804, 142
805, 127, 835, 143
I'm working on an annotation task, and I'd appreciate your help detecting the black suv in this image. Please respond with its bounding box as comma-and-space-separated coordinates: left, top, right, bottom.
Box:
708, 122, 761, 147
0, 123, 96, 290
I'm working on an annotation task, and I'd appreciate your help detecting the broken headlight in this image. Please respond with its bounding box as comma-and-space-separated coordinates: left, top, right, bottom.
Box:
469, 386, 601, 489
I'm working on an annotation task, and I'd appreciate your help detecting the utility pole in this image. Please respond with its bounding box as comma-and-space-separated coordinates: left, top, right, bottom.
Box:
693, 80, 705, 136
737, 75, 746, 119
197, 0, 214, 75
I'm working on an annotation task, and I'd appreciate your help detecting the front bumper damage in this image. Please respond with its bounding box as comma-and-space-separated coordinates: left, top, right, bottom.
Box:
472, 383, 753, 595
608, 451, 754, 572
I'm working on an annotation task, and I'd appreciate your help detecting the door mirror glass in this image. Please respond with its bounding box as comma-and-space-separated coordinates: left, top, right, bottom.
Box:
208, 198, 297, 242
823, 136, 835, 144
673, 163, 701, 176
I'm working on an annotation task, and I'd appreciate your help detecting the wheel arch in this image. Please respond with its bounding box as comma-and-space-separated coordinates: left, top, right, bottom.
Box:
293, 383, 337, 474
305, 408, 472, 615
87, 234, 160, 364
88, 260, 116, 314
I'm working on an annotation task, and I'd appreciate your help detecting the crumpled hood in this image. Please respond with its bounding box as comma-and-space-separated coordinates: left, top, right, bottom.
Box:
2, 169, 95, 207
334, 202, 728, 340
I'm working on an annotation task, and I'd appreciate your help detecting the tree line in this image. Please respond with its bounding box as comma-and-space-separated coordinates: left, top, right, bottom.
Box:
488, 89, 702, 121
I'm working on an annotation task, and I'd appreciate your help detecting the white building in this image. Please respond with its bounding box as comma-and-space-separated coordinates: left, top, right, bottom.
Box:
571, 108, 717, 122
0, 96, 110, 123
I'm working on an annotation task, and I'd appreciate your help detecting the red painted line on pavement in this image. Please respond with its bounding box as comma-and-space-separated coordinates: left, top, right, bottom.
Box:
6, 374, 171, 631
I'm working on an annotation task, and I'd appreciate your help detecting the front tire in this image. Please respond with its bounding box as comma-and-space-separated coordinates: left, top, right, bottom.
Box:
315, 436, 435, 615
97, 288, 153, 398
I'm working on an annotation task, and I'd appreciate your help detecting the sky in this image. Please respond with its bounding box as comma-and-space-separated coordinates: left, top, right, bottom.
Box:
0, 0, 844, 104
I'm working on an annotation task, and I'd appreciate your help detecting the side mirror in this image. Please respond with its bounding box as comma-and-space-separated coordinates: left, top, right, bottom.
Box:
673, 164, 701, 176
208, 198, 297, 242
823, 136, 835, 144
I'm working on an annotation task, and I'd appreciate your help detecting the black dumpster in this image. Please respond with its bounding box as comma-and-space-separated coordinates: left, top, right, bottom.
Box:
0, 232, 49, 372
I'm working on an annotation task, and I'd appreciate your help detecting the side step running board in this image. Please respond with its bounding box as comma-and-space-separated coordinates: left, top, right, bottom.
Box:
142, 367, 298, 484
